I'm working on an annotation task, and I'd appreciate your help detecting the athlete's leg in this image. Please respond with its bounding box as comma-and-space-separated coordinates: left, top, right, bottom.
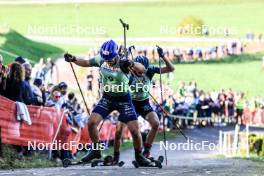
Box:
126, 120, 142, 151
117, 95, 151, 166
143, 111, 160, 156
113, 122, 126, 162
88, 112, 103, 142
126, 120, 151, 165
81, 95, 112, 162
81, 112, 103, 162
132, 99, 160, 157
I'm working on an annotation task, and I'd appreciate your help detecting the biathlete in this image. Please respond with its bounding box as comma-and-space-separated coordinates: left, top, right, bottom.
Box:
64, 40, 152, 166
112, 47, 175, 163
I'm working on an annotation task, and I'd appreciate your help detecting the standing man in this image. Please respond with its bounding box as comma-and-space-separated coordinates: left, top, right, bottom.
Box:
23, 63, 43, 105
64, 40, 151, 166
113, 47, 175, 163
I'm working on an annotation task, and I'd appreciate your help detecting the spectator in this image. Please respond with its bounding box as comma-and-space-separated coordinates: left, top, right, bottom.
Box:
45, 89, 62, 109
58, 82, 68, 107
44, 83, 54, 101
196, 93, 210, 118
225, 92, 235, 123
3, 63, 27, 102
32, 78, 45, 106
33, 58, 46, 81
14, 56, 26, 64
86, 70, 94, 92
22, 63, 42, 105
46, 58, 56, 84
235, 93, 245, 125
0, 55, 7, 95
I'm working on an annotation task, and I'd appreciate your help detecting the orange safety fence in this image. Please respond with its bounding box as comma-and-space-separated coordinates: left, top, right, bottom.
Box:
80, 124, 91, 145
0, 95, 132, 154
0, 95, 62, 146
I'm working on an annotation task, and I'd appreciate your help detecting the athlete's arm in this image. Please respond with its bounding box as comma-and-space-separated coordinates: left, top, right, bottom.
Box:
119, 59, 146, 75
156, 46, 175, 73
73, 56, 91, 67
160, 56, 175, 73
64, 53, 100, 67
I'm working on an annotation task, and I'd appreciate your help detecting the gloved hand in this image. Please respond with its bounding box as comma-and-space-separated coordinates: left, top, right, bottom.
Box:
64, 53, 77, 62
120, 59, 134, 68
119, 59, 134, 74
157, 45, 164, 58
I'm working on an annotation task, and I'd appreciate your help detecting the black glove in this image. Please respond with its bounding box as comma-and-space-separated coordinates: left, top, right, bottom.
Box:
157, 46, 164, 58
120, 59, 134, 68
64, 53, 76, 62
119, 59, 134, 74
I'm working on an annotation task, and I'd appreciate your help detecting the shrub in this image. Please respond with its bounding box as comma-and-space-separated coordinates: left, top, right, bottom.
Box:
177, 16, 204, 36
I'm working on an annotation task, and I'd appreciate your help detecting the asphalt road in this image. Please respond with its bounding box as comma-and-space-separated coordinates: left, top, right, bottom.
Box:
0, 126, 263, 176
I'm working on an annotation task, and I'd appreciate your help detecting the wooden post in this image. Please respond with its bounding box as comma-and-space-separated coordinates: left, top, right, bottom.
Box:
223, 132, 227, 156
219, 130, 223, 154
246, 124, 249, 158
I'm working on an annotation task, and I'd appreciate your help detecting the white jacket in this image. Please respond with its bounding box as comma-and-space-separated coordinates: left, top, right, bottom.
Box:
16, 102, 32, 125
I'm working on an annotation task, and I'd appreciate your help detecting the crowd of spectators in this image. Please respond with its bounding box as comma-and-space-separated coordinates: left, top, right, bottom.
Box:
150, 81, 264, 129
85, 41, 244, 64
0, 55, 86, 161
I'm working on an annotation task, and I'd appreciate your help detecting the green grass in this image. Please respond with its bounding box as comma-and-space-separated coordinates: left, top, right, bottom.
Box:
155, 130, 178, 142
155, 52, 264, 98
235, 153, 264, 162
0, 0, 263, 39
0, 144, 60, 169
54, 43, 91, 54
0, 30, 64, 64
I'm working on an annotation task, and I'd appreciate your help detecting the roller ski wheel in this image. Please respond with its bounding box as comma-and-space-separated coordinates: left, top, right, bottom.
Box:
103, 155, 113, 166
132, 160, 162, 169
118, 161, 125, 167
62, 158, 90, 168
132, 160, 139, 168
147, 155, 164, 163
62, 158, 72, 168
91, 156, 125, 167
158, 155, 164, 163
91, 160, 99, 167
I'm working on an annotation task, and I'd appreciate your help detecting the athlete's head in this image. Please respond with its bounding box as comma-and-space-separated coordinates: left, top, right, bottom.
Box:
100, 40, 119, 66
135, 55, 149, 69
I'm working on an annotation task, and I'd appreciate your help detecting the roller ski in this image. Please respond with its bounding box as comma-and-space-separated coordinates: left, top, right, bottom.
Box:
143, 149, 164, 164
62, 158, 90, 168
132, 153, 162, 169
91, 155, 125, 167
62, 149, 101, 168
147, 155, 164, 163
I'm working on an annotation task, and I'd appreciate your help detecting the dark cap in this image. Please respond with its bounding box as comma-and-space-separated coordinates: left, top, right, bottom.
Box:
58, 82, 68, 89
15, 56, 26, 64
34, 78, 43, 87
